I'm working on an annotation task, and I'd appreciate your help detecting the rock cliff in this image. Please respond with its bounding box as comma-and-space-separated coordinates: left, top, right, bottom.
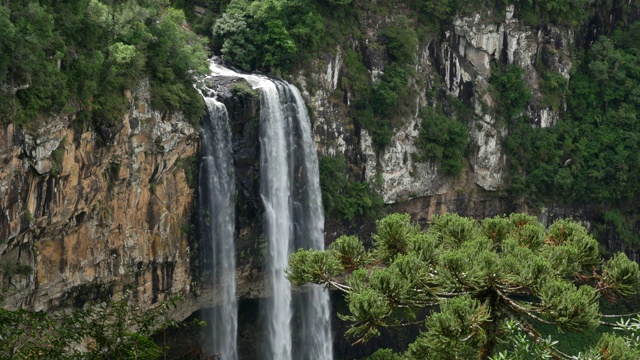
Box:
300, 5, 572, 205
1, 1, 637, 320
0, 81, 197, 312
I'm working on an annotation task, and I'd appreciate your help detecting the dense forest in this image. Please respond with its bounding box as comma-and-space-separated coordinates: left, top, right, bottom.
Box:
0, 0, 208, 133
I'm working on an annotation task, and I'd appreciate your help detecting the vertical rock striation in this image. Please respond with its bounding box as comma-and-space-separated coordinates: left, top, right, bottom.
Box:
0, 80, 197, 312
297, 6, 574, 204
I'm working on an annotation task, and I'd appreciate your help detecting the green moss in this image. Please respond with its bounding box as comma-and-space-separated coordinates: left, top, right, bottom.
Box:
232, 81, 259, 98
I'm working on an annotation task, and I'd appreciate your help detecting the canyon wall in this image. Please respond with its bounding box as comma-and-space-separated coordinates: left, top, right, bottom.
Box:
1, 2, 638, 316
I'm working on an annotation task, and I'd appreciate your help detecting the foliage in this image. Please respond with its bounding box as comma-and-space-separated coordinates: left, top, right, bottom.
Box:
347, 16, 418, 149
538, 69, 568, 111
493, 316, 640, 359
49, 140, 65, 177
603, 211, 640, 246
505, 25, 640, 213
318, 155, 383, 224
0, 292, 180, 359
0, 0, 208, 130
517, 0, 595, 27
287, 212, 640, 358
341, 49, 371, 100
417, 107, 468, 176
490, 64, 532, 122
212, 0, 323, 71
231, 81, 259, 98
175, 154, 199, 189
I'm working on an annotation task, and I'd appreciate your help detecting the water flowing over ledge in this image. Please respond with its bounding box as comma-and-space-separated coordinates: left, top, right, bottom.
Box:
199, 84, 238, 360
202, 60, 332, 360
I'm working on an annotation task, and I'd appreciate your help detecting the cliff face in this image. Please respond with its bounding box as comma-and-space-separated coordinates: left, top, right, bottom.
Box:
1, 2, 636, 315
301, 5, 572, 206
0, 81, 197, 311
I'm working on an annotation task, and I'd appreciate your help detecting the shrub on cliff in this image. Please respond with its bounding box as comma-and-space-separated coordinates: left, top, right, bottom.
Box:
319, 155, 384, 224
417, 107, 468, 176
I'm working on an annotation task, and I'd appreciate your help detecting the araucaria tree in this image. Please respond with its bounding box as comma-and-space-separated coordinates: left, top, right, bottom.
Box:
287, 213, 640, 359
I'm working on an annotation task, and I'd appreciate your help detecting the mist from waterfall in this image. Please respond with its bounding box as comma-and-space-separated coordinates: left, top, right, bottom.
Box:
199, 91, 237, 360
209, 61, 333, 360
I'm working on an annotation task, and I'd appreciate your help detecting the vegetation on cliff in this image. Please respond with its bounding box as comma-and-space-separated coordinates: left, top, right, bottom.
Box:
0, 0, 208, 131
319, 155, 384, 224
288, 212, 640, 358
505, 23, 640, 212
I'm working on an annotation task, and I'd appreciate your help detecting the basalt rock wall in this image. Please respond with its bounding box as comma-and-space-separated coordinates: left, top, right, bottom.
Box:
0, 81, 197, 312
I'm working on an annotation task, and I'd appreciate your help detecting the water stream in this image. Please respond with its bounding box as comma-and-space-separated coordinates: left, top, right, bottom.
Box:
208, 61, 332, 360
199, 90, 238, 360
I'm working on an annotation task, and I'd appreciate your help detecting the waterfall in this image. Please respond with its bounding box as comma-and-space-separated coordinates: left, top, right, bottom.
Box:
209, 61, 333, 360
199, 92, 237, 360
288, 86, 333, 360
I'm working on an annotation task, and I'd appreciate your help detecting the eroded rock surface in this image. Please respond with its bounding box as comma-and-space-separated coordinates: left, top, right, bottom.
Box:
299, 6, 574, 201
0, 81, 198, 312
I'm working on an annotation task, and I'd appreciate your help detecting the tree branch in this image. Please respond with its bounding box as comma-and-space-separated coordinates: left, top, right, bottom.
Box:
496, 289, 557, 325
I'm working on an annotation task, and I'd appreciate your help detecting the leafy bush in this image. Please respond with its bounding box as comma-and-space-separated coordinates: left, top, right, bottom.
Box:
232, 81, 259, 98
417, 108, 468, 176
539, 70, 568, 110
490, 64, 532, 122
319, 155, 384, 224
0, 293, 181, 359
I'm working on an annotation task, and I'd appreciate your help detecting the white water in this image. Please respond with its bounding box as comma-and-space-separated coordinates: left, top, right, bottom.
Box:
289, 86, 333, 360
209, 61, 332, 360
199, 91, 237, 360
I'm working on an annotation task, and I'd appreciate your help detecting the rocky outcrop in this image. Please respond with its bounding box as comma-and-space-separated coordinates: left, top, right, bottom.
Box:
0, 80, 197, 312
298, 5, 574, 203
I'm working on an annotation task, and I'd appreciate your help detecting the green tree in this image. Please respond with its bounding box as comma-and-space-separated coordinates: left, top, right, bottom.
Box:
287, 212, 640, 359
0, 292, 180, 359
212, 0, 324, 71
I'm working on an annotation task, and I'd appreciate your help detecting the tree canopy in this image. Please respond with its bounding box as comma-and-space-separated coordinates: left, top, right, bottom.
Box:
287, 212, 640, 359
0, 0, 208, 130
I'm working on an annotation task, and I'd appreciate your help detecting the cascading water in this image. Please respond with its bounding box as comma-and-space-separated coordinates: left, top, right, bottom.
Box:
198, 89, 237, 360
288, 86, 333, 360
209, 61, 333, 360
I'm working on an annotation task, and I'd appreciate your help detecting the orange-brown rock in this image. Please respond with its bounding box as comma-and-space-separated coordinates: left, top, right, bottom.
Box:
0, 80, 198, 312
